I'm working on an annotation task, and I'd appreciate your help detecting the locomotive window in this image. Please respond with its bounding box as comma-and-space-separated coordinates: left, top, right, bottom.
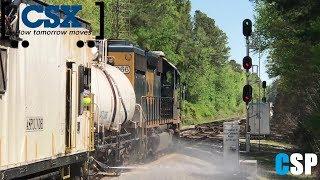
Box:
164, 71, 173, 86
0, 49, 7, 94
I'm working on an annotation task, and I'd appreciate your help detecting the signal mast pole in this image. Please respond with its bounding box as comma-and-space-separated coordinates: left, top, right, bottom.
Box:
242, 19, 253, 153
245, 36, 250, 152
258, 49, 261, 151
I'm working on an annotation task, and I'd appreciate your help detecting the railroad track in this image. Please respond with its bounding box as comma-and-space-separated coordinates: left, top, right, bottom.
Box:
180, 117, 245, 140
93, 117, 245, 178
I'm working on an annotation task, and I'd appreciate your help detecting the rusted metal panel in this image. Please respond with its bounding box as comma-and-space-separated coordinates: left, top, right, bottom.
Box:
108, 52, 135, 84
135, 72, 147, 104
135, 53, 147, 72
146, 70, 155, 97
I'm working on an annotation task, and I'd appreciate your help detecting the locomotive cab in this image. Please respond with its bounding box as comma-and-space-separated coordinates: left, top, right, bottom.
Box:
161, 58, 181, 123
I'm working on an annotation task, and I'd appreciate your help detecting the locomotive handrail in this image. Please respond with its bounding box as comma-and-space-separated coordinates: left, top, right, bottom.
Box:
89, 93, 95, 151
140, 96, 174, 121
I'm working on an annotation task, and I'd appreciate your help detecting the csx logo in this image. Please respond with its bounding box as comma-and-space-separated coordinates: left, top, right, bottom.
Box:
22, 5, 82, 28
275, 153, 318, 175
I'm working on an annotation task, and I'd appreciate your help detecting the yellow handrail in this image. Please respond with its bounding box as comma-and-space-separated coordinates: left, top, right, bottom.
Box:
89, 93, 95, 151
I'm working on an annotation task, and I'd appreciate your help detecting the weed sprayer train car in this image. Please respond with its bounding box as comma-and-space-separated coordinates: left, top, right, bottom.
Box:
0, 0, 181, 179
90, 40, 182, 173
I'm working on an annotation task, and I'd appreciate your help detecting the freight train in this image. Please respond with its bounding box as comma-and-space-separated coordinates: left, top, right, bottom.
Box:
0, 0, 181, 179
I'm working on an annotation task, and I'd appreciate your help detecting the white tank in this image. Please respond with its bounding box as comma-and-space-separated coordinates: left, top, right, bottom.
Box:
91, 64, 136, 131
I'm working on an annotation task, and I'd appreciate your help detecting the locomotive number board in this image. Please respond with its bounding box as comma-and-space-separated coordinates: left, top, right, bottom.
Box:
115, 66, 131, 74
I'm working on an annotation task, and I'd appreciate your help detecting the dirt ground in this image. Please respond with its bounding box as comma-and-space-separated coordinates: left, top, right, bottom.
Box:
99, 119, 316, 180
104, 143, 257, 180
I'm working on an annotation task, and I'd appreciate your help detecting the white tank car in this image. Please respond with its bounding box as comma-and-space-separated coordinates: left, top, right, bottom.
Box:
91, 64, 136, 132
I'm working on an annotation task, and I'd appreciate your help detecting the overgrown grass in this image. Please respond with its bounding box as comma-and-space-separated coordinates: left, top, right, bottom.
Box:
241, 140, 316, 179
239, 139, 295, 149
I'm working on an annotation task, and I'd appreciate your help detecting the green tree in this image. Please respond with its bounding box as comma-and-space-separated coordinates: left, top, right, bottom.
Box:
254, 0, 320, 153
46, 0, 248, 125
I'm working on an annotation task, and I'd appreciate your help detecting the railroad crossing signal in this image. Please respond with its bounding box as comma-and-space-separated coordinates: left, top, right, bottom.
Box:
243, 18, 253, 153
262, 81, 267, 102
243, 19, 252, 37
262, 81, 267, 89
262, 97, 267, 103
243, 84, 253, 104
243, 56, 252, 70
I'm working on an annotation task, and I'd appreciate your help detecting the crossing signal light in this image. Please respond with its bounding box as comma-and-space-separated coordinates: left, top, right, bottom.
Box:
243, 56, 252, 70
243, 19, 252, 37
262, 97, 267, 103
262, 81, 267, 89
243, 85, 253, 104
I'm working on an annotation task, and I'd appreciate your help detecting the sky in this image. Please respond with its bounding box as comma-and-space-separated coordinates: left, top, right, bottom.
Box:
190, 0, 271, 83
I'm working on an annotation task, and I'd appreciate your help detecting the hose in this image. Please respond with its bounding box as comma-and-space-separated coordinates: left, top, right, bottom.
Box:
102, 68, 128, 126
